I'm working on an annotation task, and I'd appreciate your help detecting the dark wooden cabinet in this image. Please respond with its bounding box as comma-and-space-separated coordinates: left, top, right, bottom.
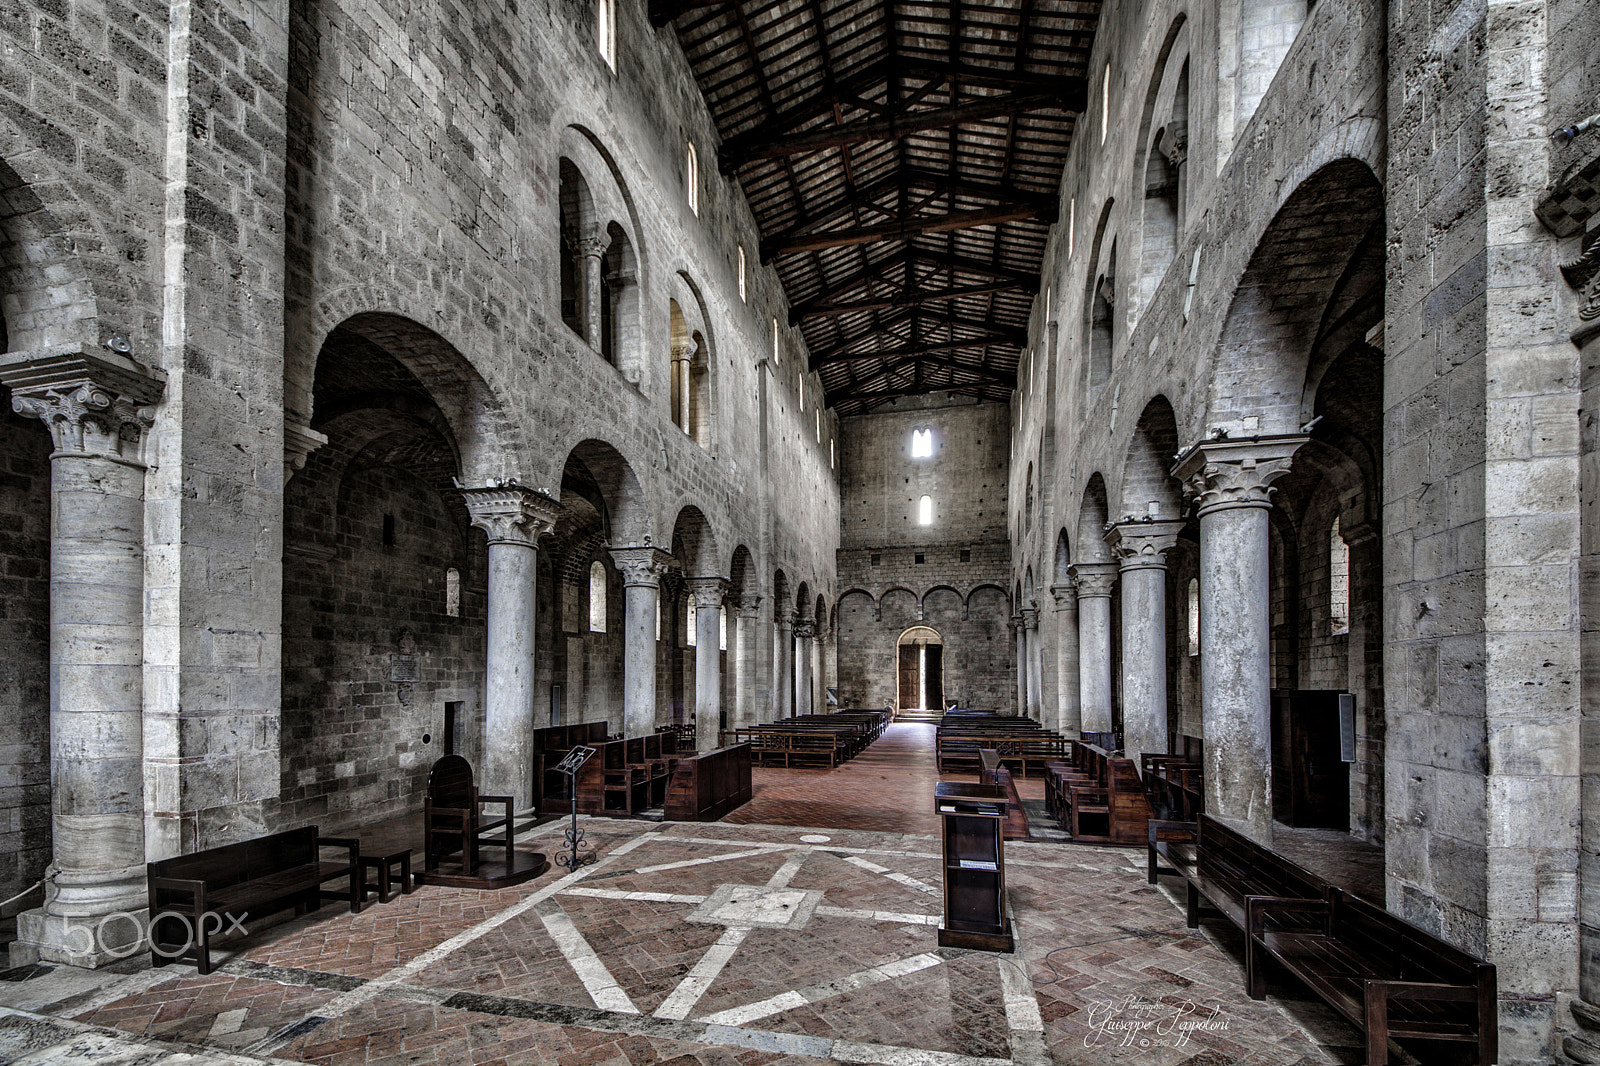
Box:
1271, 689, 1352, 830
935, 781, 1013, 952
664, 743, 753, 821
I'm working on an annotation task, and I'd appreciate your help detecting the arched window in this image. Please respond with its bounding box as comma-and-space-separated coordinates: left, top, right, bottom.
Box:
737, 246, 747, 302
1187, 578, 1199, 655
597, 0, 616, 69
686, 597, 697, 646
686, 141, 699, 215
911, 428, 933, 458
918, 495, 933, 525
589, 561, 607, 633
446, 567, 460, 618
1329, 519, 1350, 635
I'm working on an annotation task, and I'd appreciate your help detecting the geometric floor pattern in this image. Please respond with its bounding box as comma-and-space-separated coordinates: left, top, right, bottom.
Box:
0, 810, 1365, 1066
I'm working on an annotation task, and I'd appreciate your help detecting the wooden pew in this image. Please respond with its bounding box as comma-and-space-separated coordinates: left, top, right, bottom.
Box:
148, 826, 360, 974
1145, 813, 1331, 933
665, 743, 753, 821
979, 749, 1029, 840
1057, 742, 1153, 844
1246, 888, 1497, 1066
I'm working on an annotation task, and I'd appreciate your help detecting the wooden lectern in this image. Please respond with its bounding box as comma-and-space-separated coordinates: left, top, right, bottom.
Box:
934, 781, 1014, 952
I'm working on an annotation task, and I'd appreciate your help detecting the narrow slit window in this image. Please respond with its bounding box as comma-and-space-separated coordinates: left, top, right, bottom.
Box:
597, 0, 615, 69
686, 141, 699, 215
771, 317, 780, 365
686, 598, 697, 646
799, 375, 805, 411
1068, 197, 1076, 257
719, 606, 728, 651
911, 428, 933, 458
589, 561, 607, 633
1330, 519, 1350, 635
737, 246, 747, 301
830, 438, 835, 468
815, 409, 821, 443
1101, 65, 1110, 144
918, 495, 933, 525
446, 567, 460, 617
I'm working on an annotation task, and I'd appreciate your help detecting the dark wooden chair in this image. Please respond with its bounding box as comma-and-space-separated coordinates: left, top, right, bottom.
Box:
423, 755, 515, 878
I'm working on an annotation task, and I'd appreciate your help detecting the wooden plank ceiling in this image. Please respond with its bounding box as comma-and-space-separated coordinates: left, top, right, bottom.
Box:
655, 0, 1103, 415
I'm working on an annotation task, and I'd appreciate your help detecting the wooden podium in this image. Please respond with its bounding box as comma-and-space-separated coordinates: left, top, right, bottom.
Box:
935, 781, 1014, 952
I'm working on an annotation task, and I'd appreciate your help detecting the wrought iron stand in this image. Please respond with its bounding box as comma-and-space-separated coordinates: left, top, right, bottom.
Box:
554, 745, 597, 870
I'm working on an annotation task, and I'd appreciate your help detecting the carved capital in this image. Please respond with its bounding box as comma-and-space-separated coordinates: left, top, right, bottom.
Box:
1172, 435, 1308, 516
1008, 614, 1025, 633
1020, 606, 1040, 630
284, 420, 329, 485
671, 340, 696, 363
1050, 581, 1077, 610
793, 620, 816, 640
608, 545, 675, 587
1341, 519, 1379, 548
460, 484, 563, 547
736, 592, 763, 618
1106, 519, 1185, 572
685, 575, 731, 608
575, 234, 608, 260
0, 350, 165, 461
1068, 562, 1118, 599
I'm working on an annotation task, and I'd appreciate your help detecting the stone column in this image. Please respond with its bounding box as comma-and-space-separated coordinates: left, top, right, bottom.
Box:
1022, 606, 1043, 720
687, 577, 729, 751
1107, 521, 1184, 765
461, 485, 563, 811
1572, 287, 1600, 1060
773, 612, 793, 721
1011, 615, 1028, 715
793, 621, 814, 718
812, 629, 827, 714
672, 340, 694, 433
1069, 563, 1119, 734
1051, 581, 1081, 737
610, 547, 674, 738
1174, 435, 1306, 843
576, 235, 608, 351
734, 594, 761, 727
0, 352, 164, 967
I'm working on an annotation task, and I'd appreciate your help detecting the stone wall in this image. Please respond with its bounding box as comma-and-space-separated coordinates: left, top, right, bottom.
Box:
835, 395, 1013, 711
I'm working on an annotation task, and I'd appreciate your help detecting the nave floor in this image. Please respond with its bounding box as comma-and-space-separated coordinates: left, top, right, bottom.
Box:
0, 811, 1379, 1066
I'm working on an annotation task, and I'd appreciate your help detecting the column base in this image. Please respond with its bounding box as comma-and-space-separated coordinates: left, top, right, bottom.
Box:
1563, 996, 1600, 1063
11, 905, 148, 968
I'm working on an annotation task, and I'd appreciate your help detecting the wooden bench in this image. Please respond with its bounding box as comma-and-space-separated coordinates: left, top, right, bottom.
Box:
1146, 813, 1331, 934
1057, 743, 1152, 844
665, 743, 753, 821
1247, 888, 1497, 1065
729, 728, 843, 767
147, 825, 360, 975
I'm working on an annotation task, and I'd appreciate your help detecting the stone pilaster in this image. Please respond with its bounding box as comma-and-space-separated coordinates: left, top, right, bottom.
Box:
812, 627, 827, 716
686, 576, 730, 751
773, 612, 794, 721
1069, 562, 1118, 734
1050, 581, 1081, 736
461, 485, 563, 809
1174, 435, 1306, 842
1, 350, 164, 968
610, 546, 675, 737
1010, 614, 1028, 716
1107, 520, 1184, 766
734, 594, 762, 728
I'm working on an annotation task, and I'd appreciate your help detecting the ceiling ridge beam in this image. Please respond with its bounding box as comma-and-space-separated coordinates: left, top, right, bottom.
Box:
791, 278, 1034, 323
721, 90, 1077, 173
762, 201, 1055, 259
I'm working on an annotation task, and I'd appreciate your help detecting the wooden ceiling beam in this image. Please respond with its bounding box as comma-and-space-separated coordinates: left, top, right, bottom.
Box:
791, 277, 1034, 323
721, 90, 1077, 172
762, 201, 1054, 259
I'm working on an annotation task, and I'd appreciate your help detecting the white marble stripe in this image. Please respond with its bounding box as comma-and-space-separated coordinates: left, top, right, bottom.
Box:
697, 952, 944, 1027
996, 957, 1043, 1033
319, 828, 665, 1018
633, 847, 787, 874
813, 905, 939, 925
653, 925, 749, 1020
842, 855, 940, 896
830, 1039, 1012, 1066
765, 850, 810, 888
561, 887, 707, 904
537, 903, 640, 1014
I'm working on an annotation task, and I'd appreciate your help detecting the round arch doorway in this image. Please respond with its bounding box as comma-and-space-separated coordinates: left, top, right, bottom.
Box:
897, 626, 944, 712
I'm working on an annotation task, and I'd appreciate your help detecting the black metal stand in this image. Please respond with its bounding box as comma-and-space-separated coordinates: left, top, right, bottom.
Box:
554, 746, 597, 870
